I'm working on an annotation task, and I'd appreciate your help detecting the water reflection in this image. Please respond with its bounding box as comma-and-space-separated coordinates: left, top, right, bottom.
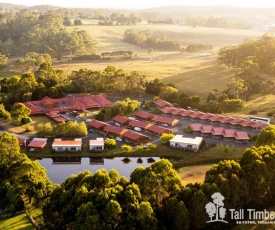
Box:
122, 157, 131, 164
89, 157, 104, 165
52, 157, 81, 164
38, 157, 160, 184
147, 157, 156, 163
137, 158, 143, 164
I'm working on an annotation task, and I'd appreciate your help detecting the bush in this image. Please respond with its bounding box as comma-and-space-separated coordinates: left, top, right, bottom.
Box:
25, 123, 31, 132
21, 117, 32, 124
121, 145, 133, 152
95, 112, 105, 121
249, 110, 258, 115
147, 144, 157, 150
184, 126, 193, 133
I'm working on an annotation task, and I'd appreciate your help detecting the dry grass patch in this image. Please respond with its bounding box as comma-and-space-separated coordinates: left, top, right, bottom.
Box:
0, 116, 54, 135
178, 164, 212, 186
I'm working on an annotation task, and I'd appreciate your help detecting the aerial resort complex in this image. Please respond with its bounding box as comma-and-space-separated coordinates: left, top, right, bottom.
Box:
0, 1, 275, 229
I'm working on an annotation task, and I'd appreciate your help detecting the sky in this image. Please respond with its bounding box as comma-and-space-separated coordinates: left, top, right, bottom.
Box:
2, 0, 275, 9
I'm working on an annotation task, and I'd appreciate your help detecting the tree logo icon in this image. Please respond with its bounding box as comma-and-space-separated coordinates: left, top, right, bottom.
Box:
205, 192, 228, 223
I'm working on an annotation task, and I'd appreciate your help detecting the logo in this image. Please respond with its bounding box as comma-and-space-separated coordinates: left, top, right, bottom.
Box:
205, 192, 228, 223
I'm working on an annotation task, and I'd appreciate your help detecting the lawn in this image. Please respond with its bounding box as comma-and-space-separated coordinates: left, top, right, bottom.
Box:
0, 214, 33, 230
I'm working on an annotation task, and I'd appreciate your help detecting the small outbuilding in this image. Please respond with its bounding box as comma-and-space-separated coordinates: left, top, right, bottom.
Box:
27, 138, 47, 151
89, 138, 104, 152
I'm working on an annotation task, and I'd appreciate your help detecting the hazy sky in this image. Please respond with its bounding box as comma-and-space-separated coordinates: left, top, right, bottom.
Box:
2, 0, 275, 9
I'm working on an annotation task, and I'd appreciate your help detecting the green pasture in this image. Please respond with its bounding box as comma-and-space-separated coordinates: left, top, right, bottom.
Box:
0, 214, 33, 230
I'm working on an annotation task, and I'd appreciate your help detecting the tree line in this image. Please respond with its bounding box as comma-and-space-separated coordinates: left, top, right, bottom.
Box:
218, 34, 275, 100
0, 11, 96, 58
123, 29, 183, 51
0, 132, 54, 208
185, 16, 252, 29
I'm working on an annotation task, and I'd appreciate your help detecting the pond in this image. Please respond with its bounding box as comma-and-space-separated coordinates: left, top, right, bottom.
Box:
38, 157, 160, 184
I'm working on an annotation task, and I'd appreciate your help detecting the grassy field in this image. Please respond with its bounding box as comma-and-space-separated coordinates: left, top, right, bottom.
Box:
0, 116, 54, 135
178, 164, 212, 186
0, 71, 18, 78
0, 214, 33, 230
52, 24, 265, 101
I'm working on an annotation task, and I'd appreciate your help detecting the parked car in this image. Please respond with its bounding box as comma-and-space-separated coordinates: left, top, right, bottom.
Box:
89, 129, 95, 133
114, 122, 121, 127
116, 137, 122, 142
128, 117, 136, 120
85, 119, 92, 123
162, 123, 169, 127
134, 127, 142, 132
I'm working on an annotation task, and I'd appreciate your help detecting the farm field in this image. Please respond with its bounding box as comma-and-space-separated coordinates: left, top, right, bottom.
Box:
52, 24, 266, 101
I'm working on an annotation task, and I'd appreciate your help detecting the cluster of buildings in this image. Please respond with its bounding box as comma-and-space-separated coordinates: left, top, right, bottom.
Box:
189, 124, 250, 142
160, 107, 267, 130
88, 119, 152, 143
19, 137, 105, 153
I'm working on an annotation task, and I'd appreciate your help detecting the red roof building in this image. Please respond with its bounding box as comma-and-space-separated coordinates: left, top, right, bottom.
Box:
234, 132, 250, 141
239, 120, 257, 129
189, 124, 202, 132
134, 111, 154, 120
180, 110, 196, 118
103, 126, 126, 136
208, 114, 224, 123
28, 138, 47, 151
222, 129, 236, 139
154, 99, 173, 108
45, 112, 67, 123
228, 118, 246, 127
200, 125, 213, 135
128, 120, 152, 130
219, 116, 235, 125
88, 120, 109, 130
122, 130, 150, 143
161, 107, 177, 114
147, 125, 173, 136
152, 115, 179, 126
250, 121, 267, 130
199, 113, 214, 121
211, 127, 224, 138
171, 108, 186, 116
112, 115, 130, 125
23, 94, 113, 115
189, 111, 205, 120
